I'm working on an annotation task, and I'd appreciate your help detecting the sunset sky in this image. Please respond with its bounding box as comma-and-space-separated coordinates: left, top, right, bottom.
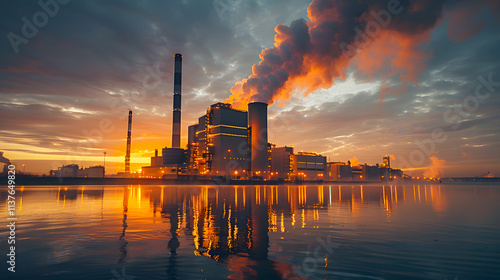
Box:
1, 0, 499, 176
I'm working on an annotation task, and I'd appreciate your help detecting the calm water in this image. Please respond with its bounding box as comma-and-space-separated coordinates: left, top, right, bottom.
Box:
1, 184, 499, 280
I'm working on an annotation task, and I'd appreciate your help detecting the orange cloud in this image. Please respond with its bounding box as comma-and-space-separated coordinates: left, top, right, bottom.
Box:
354, 29, 433, 85
225, 0, 448, 109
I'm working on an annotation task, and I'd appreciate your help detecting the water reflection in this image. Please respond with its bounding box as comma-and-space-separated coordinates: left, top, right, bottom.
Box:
1, 184, 499, 279
118, 187, 129, 264
132, 184, 451, 278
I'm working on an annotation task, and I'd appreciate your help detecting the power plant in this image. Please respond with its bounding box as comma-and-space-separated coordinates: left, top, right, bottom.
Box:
138, 53, 404, 182
32, 49, 405, 182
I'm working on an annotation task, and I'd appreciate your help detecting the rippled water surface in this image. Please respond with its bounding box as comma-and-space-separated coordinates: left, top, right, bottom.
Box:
1, 184, 499, 280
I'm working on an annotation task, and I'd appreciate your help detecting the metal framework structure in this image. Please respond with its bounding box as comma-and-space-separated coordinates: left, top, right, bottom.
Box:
125, 110, 132, 173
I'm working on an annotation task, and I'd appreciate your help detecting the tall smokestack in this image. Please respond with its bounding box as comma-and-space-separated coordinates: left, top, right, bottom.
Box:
125, 110, 132, 173
248, 102, 268, 177
172, 53, 182, 149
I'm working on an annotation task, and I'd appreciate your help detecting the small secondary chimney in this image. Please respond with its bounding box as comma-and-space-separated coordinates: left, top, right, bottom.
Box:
125, 110, 132, 173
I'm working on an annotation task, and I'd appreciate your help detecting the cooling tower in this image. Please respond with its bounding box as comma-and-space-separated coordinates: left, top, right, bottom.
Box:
172, 53, 182, 149
248, 102, 268, 177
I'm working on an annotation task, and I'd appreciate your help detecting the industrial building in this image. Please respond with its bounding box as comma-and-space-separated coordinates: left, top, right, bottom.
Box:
50, 164, 79, 177
50, 164, 105, 178
142, 149, 179, 178
78, 166, 105, 178
325, 156, 403, 182
383, 155, 391, 168
351, 164, 380, 182
268, 146, 327, 181
293, 152, 326, 181
326, 162, 352, 181
184, 101, 275, 179
188, 102, 249, 177
269, 146, 294, 180
150, 149, 163, 167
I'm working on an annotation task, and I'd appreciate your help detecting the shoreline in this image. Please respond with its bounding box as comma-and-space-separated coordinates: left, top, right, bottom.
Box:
3, 176, 499, 186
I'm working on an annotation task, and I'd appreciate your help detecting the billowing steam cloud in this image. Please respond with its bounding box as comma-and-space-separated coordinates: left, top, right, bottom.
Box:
349, 156, 359, 167
0, 151, 11, 164
226, 0, 497, 108
423, 156, 446, 178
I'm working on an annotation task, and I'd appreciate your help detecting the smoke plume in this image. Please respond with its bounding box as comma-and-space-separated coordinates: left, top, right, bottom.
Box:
349, 156, 359, 167
423, 156, 446, 178
0, 151, 11, 164
225, 0, 497, 109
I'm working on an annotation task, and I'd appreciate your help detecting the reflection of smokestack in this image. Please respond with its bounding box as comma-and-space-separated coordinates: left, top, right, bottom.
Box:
250, 189, 269, 259
172, 53, 182, 149
248, 102, 268, 176
125, 110, 132, 173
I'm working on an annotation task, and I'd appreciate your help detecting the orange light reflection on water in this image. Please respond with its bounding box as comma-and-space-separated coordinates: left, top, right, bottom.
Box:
0, 183, 454, 276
